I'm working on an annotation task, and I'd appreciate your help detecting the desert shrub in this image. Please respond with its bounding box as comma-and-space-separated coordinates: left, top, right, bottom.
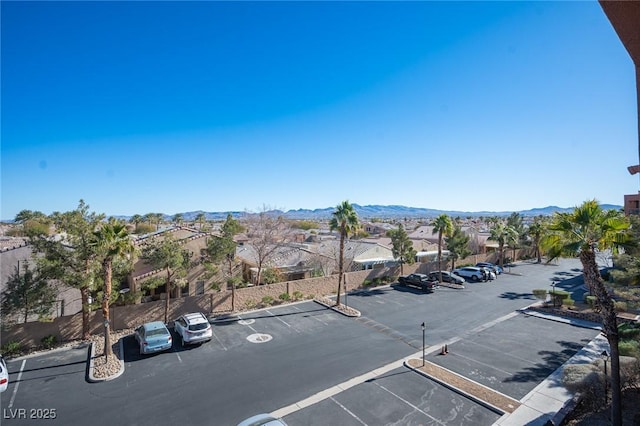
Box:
41, 334, 57, 349
550, 289, 570, 306
532, 289, 548, 301
279, 293, 290, 302
245, 300, 257, 310
261, 296, 274, 306
293, 291, 304, 301
362, 279, 373, 287
614, 301, 628, 312
306, 294, 315, 300
585, 295, 597, 308
563, 364, 604, 412
619, 340, 640, 359
134, 223, 155, 234
619, 323, 640, 339
2, 341, 22, 357
563, 298, 575, 308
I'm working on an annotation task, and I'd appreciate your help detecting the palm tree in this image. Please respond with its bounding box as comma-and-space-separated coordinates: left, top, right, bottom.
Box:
195, 212, 206, 231
541, 200, 632, 426
527, 216, 545, 263
94, 219, 135, 358
489, 221, 518, 268
172, 213, 183, 227
329, 201, 359, 306
130, 214, 143, 233
432, 214, 453, 283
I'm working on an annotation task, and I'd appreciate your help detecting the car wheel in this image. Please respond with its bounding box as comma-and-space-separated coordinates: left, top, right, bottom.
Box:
471, 275, 479, 282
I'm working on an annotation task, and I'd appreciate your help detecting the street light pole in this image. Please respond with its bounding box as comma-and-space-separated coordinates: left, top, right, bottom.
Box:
551, 281, 556, 307
421, 322, 426, 366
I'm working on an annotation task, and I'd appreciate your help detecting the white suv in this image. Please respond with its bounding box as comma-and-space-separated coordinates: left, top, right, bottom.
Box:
452, 267, 485, 282
174, 312, 212, 346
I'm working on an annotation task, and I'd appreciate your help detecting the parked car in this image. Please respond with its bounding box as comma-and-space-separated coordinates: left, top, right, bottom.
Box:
134, 321, 173, 355
428, 271, 465, 285
0, 355, 8, 393
453, 267, 485, 282
476, 262, 503, 275
237, 413, 288, 426
174, 312, 212, 346
397, 273, 437, 293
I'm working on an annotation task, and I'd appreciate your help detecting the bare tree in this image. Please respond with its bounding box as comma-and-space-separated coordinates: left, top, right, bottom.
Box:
243, 206, 292, 285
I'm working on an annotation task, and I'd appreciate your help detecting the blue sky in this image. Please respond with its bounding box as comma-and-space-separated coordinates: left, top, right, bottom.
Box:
1, 1, 638, 220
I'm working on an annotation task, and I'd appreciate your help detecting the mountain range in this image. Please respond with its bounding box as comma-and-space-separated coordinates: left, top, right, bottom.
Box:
117, 203, 623, 222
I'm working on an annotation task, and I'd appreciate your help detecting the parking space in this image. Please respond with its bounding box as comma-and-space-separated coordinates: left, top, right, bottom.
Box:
1, 346, 90, 425
284, 365, 501, 426
426, 313, 600, 400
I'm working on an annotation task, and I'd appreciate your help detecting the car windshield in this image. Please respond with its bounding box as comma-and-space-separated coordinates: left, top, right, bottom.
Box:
146, 329, 168, 337
188, 323, 208, 331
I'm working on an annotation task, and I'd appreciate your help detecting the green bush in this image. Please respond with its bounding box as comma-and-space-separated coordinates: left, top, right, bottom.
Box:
563, 298, 575, 307
41, 334, 57, 349
362, 279, 373, 287
618, 340, 640, 358
532, 289, 548, 301
261, 296, 274, 306
585, 295, 597, 308
293, 291, 304, 301
2, 341, 22, 357
279, 293, 291, 302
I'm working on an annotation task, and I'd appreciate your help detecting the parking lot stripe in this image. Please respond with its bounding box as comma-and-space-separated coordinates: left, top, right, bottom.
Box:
211, 330, 228, 351
8, 359, 26, 409
265, 309, 296, 330
375, 382, 447, 426
329, 396, 368, 425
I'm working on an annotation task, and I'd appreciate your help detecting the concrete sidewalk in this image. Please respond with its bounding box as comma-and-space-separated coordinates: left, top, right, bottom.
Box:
493, 310, 607, 426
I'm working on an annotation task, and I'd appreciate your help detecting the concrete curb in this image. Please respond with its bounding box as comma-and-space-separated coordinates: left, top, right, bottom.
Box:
313, 296, 361, 317
86, 337, 125, 383
404, 359, 513, 416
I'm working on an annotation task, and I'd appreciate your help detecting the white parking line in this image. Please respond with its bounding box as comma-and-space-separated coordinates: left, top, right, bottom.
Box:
8, 359, 26, 409
266, 309, 294, 329
210, 330, 228, 351
175, 353, 182, 363
329, 396, 368, 425
376, 382, 447, 426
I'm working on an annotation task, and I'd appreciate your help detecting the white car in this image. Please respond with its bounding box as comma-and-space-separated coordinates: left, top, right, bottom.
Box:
174, 312, 212, 346
452, 267, 485, 282
0, 355, 8, 392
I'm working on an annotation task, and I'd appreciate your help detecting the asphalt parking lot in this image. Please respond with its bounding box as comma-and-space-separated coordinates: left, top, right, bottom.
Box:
1, 259, 602, 426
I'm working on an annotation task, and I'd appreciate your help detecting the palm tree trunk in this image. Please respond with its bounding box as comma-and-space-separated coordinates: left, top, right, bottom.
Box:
81, 286, 90, 340
437, 232, 443, 283
164, 268, 171, 324
102, 257, 113, 357
580, 250, 622, 426
336, 230, 345, 306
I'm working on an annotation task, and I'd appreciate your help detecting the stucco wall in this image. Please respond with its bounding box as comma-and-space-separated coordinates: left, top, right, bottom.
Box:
0, 250, 527, 349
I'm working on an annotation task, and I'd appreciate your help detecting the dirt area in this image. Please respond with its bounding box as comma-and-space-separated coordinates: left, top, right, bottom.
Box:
407, 358, 521, 414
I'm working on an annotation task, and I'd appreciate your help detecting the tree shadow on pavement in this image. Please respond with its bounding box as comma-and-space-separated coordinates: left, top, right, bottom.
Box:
504, 339, 592, 385
499, 292, 536, 300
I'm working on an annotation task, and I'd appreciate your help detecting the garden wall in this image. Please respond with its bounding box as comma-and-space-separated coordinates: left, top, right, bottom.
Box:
0, 250, 520, 349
